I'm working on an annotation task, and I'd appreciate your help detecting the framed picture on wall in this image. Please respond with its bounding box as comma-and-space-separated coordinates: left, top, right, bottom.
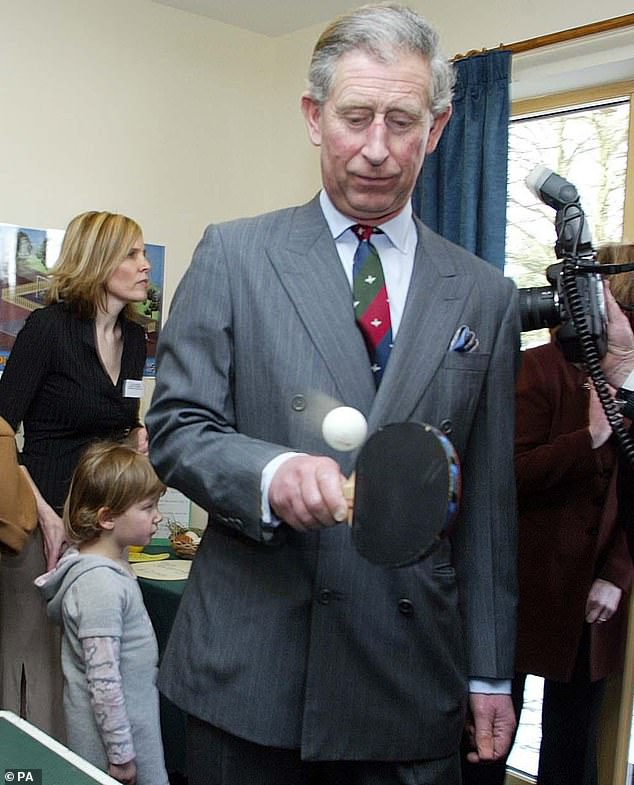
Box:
0, 221, 165, 377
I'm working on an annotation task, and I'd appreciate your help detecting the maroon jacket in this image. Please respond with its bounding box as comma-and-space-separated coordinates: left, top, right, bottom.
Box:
514, 341, 632, 682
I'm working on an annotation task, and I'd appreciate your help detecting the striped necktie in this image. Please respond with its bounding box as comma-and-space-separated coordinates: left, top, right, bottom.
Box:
352, 224, 393, 385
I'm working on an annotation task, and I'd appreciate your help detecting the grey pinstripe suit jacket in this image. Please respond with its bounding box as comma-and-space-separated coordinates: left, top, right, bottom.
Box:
146, 196, 519, 761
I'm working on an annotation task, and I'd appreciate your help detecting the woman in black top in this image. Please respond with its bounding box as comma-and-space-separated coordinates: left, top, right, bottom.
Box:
0, 210, 150, 739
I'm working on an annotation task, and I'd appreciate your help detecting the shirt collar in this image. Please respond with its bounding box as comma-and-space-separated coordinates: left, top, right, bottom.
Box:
319, 189, 413, 253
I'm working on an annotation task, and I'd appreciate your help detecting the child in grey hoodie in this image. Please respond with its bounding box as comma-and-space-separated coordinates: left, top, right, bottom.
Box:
36, 441, 169, 785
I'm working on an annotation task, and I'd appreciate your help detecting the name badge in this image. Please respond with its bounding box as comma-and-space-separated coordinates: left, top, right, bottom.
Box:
123, 379, 144, 399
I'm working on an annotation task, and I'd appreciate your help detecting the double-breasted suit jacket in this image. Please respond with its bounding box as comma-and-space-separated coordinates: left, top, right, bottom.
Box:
146, 196, 519, 761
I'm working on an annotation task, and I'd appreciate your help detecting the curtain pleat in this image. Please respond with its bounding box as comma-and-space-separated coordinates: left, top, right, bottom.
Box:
413, 50, 512, 270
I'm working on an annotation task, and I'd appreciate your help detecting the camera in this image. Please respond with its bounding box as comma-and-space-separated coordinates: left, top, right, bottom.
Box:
519, 169, 634, 473
519, 261, 606, 363
517, 166, 606, 363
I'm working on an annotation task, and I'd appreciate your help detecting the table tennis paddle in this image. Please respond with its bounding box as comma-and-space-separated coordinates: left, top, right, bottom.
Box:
342, 421, 461, 567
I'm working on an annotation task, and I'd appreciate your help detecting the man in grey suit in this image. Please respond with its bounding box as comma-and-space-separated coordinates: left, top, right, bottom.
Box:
147, 4, 520, 783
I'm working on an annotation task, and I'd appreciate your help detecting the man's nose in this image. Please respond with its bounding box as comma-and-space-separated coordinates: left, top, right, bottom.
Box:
362, 120, 390, 165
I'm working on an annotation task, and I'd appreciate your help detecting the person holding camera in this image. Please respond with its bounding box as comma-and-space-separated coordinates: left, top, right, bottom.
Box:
512, 334, 631, 785
463, 244, 634, 785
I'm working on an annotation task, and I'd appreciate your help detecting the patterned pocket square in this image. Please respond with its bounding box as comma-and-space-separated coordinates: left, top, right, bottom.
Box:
449, 324, 479, 353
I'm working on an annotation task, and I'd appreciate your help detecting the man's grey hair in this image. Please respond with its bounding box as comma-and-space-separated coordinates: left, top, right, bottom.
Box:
306, 3, 455, 118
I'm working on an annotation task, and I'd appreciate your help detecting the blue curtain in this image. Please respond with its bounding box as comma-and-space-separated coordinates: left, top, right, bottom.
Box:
413, 50, 512, 270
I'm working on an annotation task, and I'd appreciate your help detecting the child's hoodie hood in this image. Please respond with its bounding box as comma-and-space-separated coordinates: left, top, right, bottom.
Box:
35, 548, 131, 624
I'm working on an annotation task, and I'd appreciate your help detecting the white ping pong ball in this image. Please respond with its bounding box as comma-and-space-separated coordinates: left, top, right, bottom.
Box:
321, 406, 368, 451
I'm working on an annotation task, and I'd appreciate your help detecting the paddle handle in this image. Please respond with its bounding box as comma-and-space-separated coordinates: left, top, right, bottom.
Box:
342, 472, 356, 526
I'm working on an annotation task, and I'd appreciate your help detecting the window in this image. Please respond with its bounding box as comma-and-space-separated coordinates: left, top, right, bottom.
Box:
506, 86, 632, 350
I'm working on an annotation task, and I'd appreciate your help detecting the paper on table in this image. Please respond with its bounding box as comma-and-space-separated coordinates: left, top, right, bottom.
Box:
132, 559, 192, 581
128, 552, 170, 563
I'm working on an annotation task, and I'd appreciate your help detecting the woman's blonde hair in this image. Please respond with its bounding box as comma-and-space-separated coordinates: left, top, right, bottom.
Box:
597, 242, 634, 309
46, 211, 143, 319
65, 441, 165, 544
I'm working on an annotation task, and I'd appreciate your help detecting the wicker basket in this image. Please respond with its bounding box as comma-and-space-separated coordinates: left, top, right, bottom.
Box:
170, 539, 199, 559
168, 522, 201, 559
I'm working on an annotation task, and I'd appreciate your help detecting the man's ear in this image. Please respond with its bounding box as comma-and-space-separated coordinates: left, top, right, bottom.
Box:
301, 93, 322, 147
425, 105, 452, 155
97, 507, 115, 532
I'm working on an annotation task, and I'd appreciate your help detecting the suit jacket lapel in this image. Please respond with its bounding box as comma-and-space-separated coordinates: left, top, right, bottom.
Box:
369, 221, 469, 428
267, 197, 376, 412
267, 201, 471, 429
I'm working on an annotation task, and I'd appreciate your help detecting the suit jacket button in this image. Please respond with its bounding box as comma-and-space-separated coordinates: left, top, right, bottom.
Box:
398, 598, 414, 615
318, 588, 332, 605
291, 395, 306, 412
439, 419, 453, 435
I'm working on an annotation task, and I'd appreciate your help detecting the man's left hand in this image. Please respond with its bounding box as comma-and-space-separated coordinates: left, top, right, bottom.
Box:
464, 693, 516, 764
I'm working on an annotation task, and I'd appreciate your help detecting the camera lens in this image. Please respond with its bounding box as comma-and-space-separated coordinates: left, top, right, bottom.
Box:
519, 286, 559, 331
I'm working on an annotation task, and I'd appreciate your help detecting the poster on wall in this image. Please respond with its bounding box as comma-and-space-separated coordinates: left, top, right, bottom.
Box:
0, 222, 164, 377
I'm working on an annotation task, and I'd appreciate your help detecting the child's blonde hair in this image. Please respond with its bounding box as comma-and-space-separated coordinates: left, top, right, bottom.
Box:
65, 442, 166, 543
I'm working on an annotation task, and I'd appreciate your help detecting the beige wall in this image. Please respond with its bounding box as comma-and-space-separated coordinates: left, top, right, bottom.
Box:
2, 0, 284, 305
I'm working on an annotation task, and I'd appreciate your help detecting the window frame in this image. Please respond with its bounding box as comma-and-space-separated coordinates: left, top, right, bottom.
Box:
511, 79, 634, 239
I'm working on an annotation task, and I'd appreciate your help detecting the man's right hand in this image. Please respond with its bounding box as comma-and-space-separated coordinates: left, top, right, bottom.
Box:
269, 454, 348, 531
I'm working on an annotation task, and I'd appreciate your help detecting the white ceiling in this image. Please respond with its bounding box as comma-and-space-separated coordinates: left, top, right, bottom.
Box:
148, 0, 360, 37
